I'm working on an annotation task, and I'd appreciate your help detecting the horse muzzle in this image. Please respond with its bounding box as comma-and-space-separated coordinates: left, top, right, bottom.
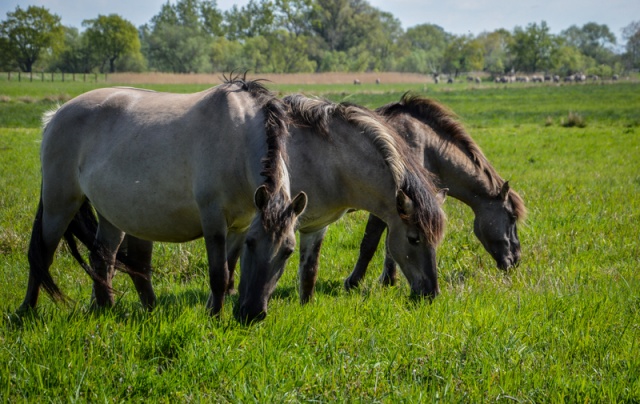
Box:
234, 303, 268, 325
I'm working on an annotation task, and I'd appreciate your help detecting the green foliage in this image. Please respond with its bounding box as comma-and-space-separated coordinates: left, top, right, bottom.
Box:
509, 21, 557, 72
1, 81, 639, 401
82, 14, 142, 73
141, 0, 218, 73
622, 21, 640, 69
0, 5, 64, 72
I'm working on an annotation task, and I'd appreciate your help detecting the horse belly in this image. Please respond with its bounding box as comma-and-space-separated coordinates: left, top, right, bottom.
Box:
80, 164, 205, 242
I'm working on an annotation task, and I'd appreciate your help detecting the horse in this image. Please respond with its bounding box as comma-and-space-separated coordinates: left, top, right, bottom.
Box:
19, 76, 307, 318
234, 95, 447, 321
344, 93, 527, 290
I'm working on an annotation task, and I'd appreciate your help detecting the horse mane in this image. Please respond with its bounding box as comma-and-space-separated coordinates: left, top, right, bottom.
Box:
378, 93, 526, 221
222, 72, 294, 231
283, 94, 445, 244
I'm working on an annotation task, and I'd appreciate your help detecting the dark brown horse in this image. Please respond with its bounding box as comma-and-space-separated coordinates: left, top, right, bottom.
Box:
345, 93, 526, 289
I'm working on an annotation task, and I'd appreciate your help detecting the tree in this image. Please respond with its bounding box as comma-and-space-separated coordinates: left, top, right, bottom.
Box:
142, 0, 221, 73
223, 0, 275, 40
551, 44, 590, 76
83, 14, 141, 73
442, 34, 483, 76
622, 21, 640, 69
560, 22, 616, 65
509, 21, 557, 72
398, 24, 449, 74
0, 5, 64, 72
51, 26, 99, 73
477, 29, 513, 75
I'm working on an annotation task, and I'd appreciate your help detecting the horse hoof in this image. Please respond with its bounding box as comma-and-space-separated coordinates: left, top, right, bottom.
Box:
343, 276, 359, 291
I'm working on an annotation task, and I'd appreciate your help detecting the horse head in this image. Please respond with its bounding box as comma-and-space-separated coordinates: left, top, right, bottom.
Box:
473, 181, 525, 270
386, 187, 447, 299
235, 185, 307, 323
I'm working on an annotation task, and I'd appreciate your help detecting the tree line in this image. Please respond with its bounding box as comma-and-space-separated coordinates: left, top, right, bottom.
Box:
1, 0, 639, 78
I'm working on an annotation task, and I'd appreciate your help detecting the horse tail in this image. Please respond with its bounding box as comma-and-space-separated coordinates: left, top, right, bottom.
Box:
64, 199, 145, 280
63, 199, 107, 284
27, 197, 65, 302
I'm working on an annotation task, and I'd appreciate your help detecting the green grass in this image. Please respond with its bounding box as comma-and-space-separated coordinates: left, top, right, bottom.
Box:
1, 81, 639, 401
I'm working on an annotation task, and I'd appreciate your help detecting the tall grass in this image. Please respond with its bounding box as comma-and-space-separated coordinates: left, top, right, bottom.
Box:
0, 82, 639, 401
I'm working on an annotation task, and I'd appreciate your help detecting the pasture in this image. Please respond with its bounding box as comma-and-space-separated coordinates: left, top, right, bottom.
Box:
1, 77, 639, 401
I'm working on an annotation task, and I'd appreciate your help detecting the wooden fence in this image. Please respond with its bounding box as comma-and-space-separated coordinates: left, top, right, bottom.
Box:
4, 71, 108, 83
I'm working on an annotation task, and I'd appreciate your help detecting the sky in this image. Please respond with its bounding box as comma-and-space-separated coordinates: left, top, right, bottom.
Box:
1, 0, 637, 46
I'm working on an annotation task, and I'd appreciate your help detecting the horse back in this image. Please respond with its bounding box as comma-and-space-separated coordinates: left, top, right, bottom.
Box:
40, 86, 267, 241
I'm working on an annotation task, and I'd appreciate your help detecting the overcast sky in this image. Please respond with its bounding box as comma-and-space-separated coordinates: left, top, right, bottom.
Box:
1, 0, 637, 46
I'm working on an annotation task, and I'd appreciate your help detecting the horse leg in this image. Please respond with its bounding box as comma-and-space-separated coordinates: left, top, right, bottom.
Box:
225, 232, 246, 295
90, 215, 125, 308
203, 232, 229, 316
379, 239, 398, 286
118, 235, 156, 310
344, 214, 387, 290
19, 197, 82, 312
298, 227, 328, 304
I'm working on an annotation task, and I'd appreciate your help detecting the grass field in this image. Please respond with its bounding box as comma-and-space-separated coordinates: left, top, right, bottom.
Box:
1, 77, 639, 401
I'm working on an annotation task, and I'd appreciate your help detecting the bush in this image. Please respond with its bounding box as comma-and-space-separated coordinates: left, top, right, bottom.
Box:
561, 111, 586, 127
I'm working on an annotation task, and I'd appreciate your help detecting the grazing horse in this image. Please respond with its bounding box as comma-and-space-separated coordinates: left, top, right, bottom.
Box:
234, 95, 447, 321
344, 94, 527, 289
20, 77, 307, 317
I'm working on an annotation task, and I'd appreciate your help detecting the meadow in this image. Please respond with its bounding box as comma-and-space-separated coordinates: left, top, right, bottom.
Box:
1, 76, 639, 402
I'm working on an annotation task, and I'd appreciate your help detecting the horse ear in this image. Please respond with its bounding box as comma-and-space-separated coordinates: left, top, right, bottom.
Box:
436, 188, 448, 205
396, 190, 414, 217
290, 191, 307, 216
254, 185, 270, 210
500, 181, 510, 201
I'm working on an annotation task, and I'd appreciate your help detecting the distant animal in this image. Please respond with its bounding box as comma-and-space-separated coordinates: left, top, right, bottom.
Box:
345, 94, 527, 289
19, 76, 307, 319
376, 78, 381, 84
447, 77, 454, 84
354, 79, 361, 85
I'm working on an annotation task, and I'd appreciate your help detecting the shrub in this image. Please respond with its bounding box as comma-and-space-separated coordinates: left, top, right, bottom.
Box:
561, 111, 586, 128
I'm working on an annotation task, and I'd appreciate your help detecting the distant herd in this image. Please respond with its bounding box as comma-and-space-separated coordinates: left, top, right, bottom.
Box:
354, 74, 621, 85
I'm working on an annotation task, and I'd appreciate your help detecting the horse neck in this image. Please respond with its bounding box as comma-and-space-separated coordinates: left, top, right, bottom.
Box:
287, 125, 401, 226
415, 122, 499, 212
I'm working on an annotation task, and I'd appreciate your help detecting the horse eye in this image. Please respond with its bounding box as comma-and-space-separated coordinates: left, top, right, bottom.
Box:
408, 236, 420, 246
245, 238, 256, 250
282, 246, 295, 258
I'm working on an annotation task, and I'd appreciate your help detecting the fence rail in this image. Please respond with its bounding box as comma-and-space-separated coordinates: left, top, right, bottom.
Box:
4, 71, 108, 83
